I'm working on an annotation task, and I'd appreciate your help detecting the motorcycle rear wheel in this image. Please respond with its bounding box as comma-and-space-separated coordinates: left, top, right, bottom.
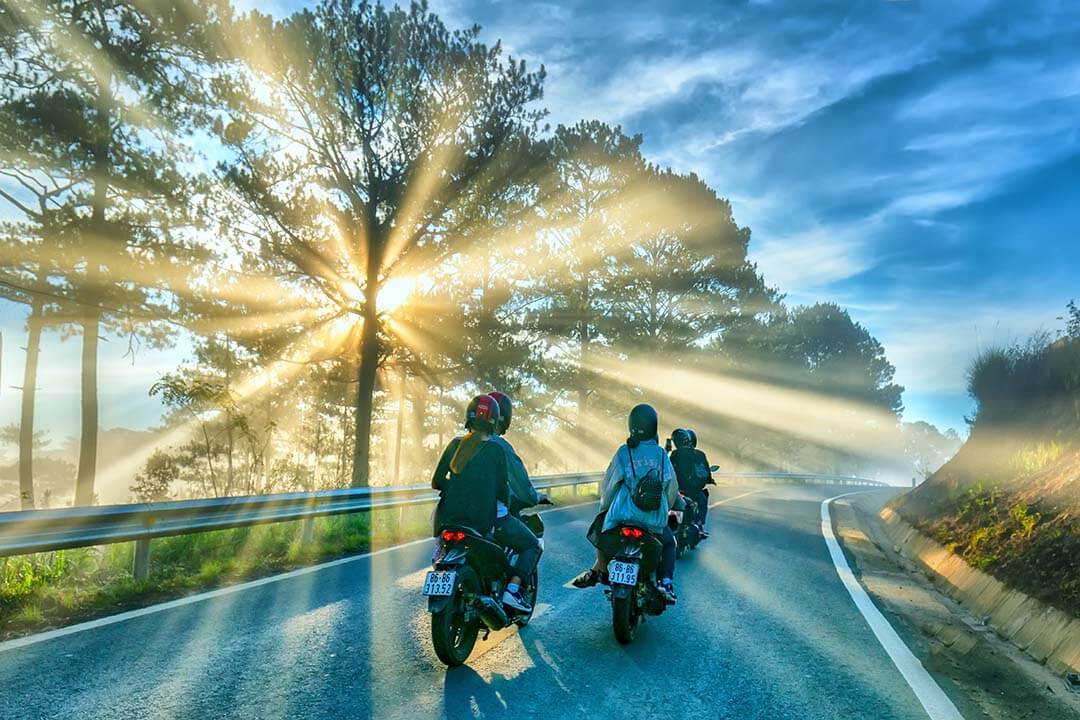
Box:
612, 591, 639, 645
431, 568, 480, 666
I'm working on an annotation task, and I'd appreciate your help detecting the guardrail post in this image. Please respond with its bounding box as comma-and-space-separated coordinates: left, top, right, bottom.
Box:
133, 538, 151, 581
301, 517, 315, 546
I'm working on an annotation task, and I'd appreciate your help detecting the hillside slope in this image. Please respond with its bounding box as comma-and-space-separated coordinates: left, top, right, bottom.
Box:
889, 429, 1079, 616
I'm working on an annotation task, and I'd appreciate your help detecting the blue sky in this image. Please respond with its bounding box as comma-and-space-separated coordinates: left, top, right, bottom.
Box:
2, 0, 1079, 446
420, 0, 1080, 432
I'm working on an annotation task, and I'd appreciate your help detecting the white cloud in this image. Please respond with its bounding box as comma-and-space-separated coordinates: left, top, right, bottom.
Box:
749, 219, 879, 294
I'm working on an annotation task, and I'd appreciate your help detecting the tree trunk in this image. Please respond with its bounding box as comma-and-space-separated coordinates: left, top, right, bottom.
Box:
392, 370, 406, 484
18, 296, 44, 510
75, 66, 113, 507
409, 375, 428, 481
351, 267, 381, 487
74, 309, 100, 506
224, 336, 234, 495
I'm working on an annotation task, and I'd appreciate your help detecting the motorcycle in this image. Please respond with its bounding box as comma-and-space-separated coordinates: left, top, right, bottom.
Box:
605, 523, 671, 644
670, 494, 701, 557
423, 512, 545, 666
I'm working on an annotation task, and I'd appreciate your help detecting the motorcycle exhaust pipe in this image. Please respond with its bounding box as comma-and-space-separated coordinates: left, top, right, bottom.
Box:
474, 595, 510, 630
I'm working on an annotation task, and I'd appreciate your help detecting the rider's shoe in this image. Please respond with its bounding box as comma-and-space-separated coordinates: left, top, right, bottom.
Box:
571, 568, 604, 588
658, 578, 677, 604
502, 586, 533, 613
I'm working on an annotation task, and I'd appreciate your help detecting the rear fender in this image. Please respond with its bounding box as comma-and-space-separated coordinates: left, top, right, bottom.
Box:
611, 583, 634, 600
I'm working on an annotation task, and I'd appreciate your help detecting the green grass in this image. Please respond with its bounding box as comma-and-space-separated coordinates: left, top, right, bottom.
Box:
0, 485, 598, 639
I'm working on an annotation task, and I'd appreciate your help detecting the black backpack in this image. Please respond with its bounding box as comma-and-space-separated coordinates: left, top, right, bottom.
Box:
626, 445, 665, 512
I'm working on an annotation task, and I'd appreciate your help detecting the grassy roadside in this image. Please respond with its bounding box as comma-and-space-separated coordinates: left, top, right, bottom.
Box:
889, 431, 1080, 617
0, 485, 598, 641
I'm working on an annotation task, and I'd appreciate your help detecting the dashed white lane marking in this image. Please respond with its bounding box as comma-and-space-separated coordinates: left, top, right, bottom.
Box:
709, 488, 765, 508
559, 488, 767, 588
0, 536, 437, 655
0, 489, 766, 654
0, 497, 600, 654
822, 492, 964, 720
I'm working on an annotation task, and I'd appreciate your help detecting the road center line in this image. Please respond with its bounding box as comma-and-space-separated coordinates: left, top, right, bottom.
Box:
559, 488, 767, 588
821, 492, 964, 720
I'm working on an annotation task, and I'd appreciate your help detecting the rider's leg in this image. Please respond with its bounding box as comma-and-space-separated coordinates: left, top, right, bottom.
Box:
659, 527, 677, 581
493, 515, 540, 584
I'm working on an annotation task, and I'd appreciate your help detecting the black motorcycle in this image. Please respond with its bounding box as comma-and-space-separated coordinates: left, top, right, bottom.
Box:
670, 494, 702, 557
423, 512, 545, 666
605, 523, 671, 644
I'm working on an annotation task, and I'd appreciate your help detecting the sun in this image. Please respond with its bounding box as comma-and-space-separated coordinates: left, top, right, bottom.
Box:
377, 276, 419, 313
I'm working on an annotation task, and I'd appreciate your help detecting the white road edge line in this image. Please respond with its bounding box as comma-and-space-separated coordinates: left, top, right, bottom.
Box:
0, 497, 598, 654
822, 492, 964, 720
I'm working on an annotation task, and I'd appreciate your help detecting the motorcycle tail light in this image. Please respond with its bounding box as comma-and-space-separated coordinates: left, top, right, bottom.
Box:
620, 527, 644, 540
441, 530, 467, 543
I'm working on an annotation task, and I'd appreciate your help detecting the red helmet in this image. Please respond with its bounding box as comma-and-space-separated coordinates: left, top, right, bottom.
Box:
487, 391, 513, 434
465, 394, 500, 433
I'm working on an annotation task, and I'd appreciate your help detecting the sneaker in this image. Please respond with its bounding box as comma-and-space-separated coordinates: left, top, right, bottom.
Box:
502, 587, 533, 613
697, 525, 709, 540
570, 568, 603, 588
658, 579, 677, 604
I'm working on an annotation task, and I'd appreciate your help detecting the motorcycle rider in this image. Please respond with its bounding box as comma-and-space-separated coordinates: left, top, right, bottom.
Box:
571, 403, 682, 603
668, 428, 708, 539
431, 394, 539, 613
686, 429, 715, 537
486, 391, 542, 514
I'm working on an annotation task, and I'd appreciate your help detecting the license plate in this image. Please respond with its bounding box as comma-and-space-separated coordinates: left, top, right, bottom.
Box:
607, 560, 639, 586
422, 570, 457, 596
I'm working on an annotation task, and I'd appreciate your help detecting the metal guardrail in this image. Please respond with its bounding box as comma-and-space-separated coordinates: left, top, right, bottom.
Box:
0, 471, 885, 578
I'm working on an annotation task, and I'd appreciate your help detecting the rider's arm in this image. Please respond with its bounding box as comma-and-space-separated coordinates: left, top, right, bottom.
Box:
662, 452, 682, 510
506, 450, 540, 508
493, 443, 510, 507
598, 450, 623, 512
431, 438, 459, 491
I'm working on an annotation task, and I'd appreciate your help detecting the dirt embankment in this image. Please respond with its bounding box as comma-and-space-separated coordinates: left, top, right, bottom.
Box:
888, 429, 1080, 617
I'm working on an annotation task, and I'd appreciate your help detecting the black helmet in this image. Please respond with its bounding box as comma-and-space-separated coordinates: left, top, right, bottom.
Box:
487, 391, 512, 434
465, 394, 500, 433
671, 428, 692, 449
687, 429, 698, 448
627, 403, 658, 447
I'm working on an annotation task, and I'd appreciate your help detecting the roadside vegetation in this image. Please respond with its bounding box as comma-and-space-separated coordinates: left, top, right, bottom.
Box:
890, 301, 1080, 615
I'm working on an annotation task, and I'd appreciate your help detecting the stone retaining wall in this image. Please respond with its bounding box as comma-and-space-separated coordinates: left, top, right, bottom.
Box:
879, 506, 1080, 677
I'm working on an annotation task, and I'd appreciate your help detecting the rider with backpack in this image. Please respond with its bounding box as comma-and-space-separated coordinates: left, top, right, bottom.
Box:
686, 429, 715, 537
431, 394, 539, 613
669, 428, 710, 540
571, 403, 682, 603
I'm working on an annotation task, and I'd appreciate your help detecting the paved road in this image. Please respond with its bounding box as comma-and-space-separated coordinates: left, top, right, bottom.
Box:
0, 484, 951, 720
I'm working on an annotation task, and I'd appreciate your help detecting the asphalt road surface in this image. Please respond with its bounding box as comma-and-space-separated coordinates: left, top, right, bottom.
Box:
0, 483, 957, 720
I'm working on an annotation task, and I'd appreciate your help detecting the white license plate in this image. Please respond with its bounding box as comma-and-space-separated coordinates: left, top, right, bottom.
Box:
607, 560, 639, 586
422, 570, 457, 596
